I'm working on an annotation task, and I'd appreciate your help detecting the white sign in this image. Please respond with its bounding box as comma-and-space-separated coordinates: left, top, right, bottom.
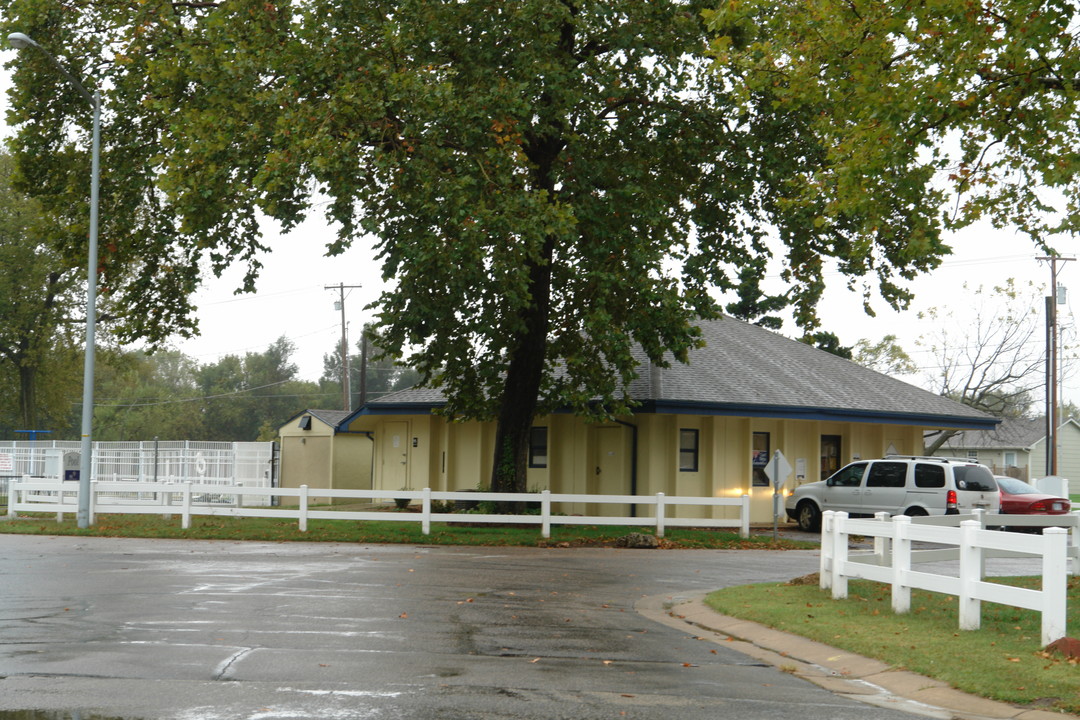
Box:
764, 450, 793, 491
0, 453, 12, 472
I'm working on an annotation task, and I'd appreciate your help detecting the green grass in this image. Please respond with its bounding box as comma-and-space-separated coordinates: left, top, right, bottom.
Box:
0, 511, 815, 549
707, 576, 1080, 715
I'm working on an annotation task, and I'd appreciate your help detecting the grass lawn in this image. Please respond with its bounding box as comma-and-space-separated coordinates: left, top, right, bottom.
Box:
0, 511, 816, 550
707, 575, 1080, 715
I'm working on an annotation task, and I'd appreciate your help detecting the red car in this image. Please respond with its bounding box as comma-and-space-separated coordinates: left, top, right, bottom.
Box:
995, 476, 1072, 515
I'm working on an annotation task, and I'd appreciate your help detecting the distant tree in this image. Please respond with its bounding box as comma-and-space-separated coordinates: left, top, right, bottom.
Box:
322, 327, 422, 410
92, 349, 206, 441
918, 281, 1051, 453
853, 335, 918, 377
0, 152, 83, 435
197, 337, 322, 441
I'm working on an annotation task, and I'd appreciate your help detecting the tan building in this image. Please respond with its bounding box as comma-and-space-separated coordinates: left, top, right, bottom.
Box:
338, 317, 999, 524
278, 409, 373, 504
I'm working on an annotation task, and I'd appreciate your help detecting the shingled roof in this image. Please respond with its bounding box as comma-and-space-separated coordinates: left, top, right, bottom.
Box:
934, 416, 1054, 451
350, 316, 997, 430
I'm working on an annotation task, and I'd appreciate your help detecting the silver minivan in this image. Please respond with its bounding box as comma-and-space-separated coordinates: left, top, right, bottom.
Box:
785, 456, 1001, 532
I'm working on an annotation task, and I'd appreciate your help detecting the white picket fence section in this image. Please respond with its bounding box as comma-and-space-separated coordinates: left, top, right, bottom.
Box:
7, 479, 751, 540
819, 510, 1071, 646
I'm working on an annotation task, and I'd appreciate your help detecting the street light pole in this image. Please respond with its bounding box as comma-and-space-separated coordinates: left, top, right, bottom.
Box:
9, 32, 101, 529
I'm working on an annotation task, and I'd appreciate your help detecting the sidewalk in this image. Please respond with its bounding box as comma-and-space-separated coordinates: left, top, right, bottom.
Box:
637, 592, 1079, 720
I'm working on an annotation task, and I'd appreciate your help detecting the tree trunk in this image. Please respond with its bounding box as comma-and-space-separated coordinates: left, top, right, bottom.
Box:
489, 235, 555, 507
18, 362, 38, 430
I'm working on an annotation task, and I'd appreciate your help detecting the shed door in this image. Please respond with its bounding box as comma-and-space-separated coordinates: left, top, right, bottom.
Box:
381, 421, 409, 490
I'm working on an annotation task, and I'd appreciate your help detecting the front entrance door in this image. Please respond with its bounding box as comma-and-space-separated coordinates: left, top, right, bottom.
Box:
593, 426, 630, 516
821, 435, 842, 479
381, 421, 409, 490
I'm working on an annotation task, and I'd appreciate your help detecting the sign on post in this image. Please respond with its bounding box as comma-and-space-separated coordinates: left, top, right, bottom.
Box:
763, 450, 793, 539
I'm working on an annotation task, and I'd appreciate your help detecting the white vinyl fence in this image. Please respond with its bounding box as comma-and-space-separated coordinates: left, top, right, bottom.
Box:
819, 510, 1074, 646
7, 479, 751, 540
0, 441, 277, 506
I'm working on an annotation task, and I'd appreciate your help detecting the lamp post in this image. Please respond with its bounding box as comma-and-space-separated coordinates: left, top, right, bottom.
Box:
9, 32, 101, 529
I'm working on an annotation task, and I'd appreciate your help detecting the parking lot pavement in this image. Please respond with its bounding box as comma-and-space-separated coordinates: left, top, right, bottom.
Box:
0, 534, 942, 720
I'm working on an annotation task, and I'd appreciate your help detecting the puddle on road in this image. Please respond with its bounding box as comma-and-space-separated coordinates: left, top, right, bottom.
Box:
0, 713, 141, 720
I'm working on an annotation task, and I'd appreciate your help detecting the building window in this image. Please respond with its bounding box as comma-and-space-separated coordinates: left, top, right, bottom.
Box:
967, 450, 978, 461
528, 427, 548, 468
679, 429, 699, 472
1004, 451, 1017, 467
752, 432, 770, 486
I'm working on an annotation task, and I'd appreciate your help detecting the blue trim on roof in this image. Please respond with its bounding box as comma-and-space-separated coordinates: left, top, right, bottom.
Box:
340, 398, 998, 431
644, 400, 999, 430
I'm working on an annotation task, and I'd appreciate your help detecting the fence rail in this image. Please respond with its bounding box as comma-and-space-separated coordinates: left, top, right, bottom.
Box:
819, 510, 1071, 646
6, 479, 751, 540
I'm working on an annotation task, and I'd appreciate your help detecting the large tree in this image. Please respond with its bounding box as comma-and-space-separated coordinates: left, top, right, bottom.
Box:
3, 2, 948, 492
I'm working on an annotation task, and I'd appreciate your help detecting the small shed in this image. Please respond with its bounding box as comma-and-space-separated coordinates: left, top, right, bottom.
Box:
278, 409, 374, 503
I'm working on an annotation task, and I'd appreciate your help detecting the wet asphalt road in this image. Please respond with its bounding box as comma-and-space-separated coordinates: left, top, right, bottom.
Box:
0, 534, 923, 720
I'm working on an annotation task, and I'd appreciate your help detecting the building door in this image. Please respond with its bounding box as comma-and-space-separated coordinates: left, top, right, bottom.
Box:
381, 421, 409, 490
821, 435, 842, 480
593, 426, 630, 516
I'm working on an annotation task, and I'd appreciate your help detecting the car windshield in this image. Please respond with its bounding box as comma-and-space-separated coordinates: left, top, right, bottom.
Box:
952, 465, 997, 492
995, 476, 1040, 495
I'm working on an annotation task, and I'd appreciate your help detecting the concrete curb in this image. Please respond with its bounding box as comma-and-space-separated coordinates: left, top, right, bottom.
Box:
636, 591, 1078, 720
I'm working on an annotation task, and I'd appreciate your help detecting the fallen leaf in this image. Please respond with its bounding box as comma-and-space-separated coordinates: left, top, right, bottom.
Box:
399, 612, 408, 619
530, 658, 540, 663
602, 660, 614, 665
621, 694, 635, 698
710, 649, 718, 654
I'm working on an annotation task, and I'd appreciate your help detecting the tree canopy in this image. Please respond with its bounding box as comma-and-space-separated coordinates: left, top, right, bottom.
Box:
706, 0, 1080, 245
2, 1, 966, 491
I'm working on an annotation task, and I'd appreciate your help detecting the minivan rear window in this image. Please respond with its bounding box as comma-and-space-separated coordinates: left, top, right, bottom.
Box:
914, 464, 945, 488
952, 465, 997, 492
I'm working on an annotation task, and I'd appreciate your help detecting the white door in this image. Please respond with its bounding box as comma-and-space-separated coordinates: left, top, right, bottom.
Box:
381, 421, 409, 490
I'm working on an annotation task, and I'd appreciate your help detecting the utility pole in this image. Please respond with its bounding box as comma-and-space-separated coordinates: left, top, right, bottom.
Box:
325, 283, 362, 411
1037, 255, 1074, 476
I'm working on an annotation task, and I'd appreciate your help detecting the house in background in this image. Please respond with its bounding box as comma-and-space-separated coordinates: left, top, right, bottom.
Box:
278, 409, 373, 503
931, 416, 1080, 483
338, 316, 999, 523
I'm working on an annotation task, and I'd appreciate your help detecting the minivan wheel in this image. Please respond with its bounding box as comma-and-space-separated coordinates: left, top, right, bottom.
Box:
797, 501, 821, 532
904, 507, 928, 517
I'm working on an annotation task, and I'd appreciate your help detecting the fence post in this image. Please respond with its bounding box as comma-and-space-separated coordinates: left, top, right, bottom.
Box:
831, 512, 849, 599
541, 490, 551, 539
891, 515, 912, 614
1042, 527, 1068, 647
422, 488, 431, 535
739, 494, 750, 538
819, 510, 834, 590
181, 483, 192, 530
7, 477, 18, 519
958, 520, 982, 631
299, 484, 309, 532
655, 493, 666, 538
1068, 516, 1080, 576
88, 479, 97, 526
873, 512, 891, 566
